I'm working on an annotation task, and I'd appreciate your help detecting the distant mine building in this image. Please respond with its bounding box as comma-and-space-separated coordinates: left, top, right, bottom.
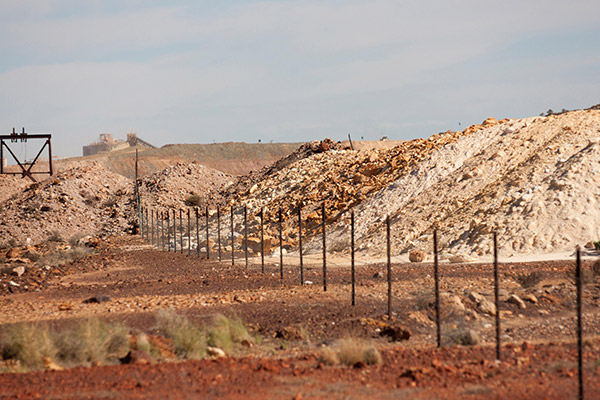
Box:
82, 132, 156, 156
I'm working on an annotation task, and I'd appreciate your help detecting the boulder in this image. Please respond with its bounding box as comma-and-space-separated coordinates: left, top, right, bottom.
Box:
507, 294, 526, 309
409, 250, 426, 262
207, 346, 226, 358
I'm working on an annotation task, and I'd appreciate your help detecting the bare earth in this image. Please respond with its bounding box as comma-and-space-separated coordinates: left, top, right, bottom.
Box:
1, 236, 599, 399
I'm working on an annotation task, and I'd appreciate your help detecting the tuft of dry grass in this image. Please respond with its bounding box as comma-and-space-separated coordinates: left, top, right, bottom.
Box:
0, 323, 57, 370
514, 271, 543, 288
208, 314, 253, 354
54, 318, 129, 366
155, 309, 207, 359
319, 338, 382, 367
37, 246, 94, 267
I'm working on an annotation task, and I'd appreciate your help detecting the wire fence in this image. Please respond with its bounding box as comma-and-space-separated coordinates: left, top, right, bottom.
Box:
138, 202, 596, 399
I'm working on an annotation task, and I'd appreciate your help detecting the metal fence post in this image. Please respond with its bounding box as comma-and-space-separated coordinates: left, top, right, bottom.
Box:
151, 209, 155, 246
187, 208, 191, 256
179, 209, 183, 254
387, 216, 391, 318
279, 208, 283, 279
166, 211, 171, 251
217, 207, 222, 261
231, 207, 235, 265
195, 208, 199, 258
161, 211, 165, 251
434, 230, 441, 347
298, 205, 303, 285
244, 205, 248, 268
260, 208, 265, 273
205, 206, 210, 260
172, 209, 177, 252
351, 211, 355, 306
576, 247, 584, 400
322, 202, 327, 292
494, 232, 501, 360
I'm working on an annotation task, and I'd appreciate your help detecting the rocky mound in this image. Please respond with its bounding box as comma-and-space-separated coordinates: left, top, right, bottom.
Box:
0, 163, 134, 245
321, 109, 600, 257
138, 162, 233, 210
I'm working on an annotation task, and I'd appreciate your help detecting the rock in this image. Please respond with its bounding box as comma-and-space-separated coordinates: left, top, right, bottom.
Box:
11, 266, 25, 277
408, 311, 434, 326
120, 350, 154, 365
409, 250, 426, 262
58, 302, 73, 311
8, 281, 20, 287
507, 294, 526, 309
455, 329, 481, 346
523, 294, 538, 304
5, 248, 20, 259
373, 271, 384, 279
380, 325, 411, 342
447, 295, 465, 311
82, 295, 111, 304
584, 241, 594, 249
275, 326, 304, 341
477, 299, 497, 315
468, 291, 485, 303
43, 357, 64, 371
206, 346, 226, 358
448, 254, 478, 263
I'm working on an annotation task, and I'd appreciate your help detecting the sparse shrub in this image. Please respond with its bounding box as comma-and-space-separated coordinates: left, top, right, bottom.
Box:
592, 260, 600, 278
593, 241, 600, 251
37, 246, 93, 267
155, 309, 206, 359
414, 289, 434, 311
47, 230, 63, 242
319, 338, 382, 367
185, 195, 202, 207
208, 314, 252, 354
514, 271, 543, 288
54, 318, 129, 366
102, 197, 118, 208
446, 327, 480, 346
0, 323, 57, 370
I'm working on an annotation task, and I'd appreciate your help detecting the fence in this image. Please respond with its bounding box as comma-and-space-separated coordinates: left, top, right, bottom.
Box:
138, 202, 594, 399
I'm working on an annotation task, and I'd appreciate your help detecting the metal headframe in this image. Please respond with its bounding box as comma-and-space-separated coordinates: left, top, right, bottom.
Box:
0, 127, 53, 182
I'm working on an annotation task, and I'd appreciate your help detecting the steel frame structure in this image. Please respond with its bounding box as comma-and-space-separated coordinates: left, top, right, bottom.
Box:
0, 128, 53, 182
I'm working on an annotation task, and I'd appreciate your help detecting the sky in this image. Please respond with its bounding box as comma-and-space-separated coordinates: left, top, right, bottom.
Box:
0, 1, 599, 159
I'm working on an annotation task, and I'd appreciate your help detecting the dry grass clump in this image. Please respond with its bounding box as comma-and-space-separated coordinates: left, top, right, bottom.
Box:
319, 338, 382, 367
0, 319, 129, 371
54, 318, 129, 366
37, 246, 94, 267
208, 314, 253, 353
155, 309, 207, 359
514, 271, 543, 288
0, 323, 57, 370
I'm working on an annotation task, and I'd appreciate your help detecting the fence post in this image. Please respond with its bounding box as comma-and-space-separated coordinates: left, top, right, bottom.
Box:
434, 230, 441, 347
494, 232, 501, 360
387, 216, 391, 318
351, 211, 355, 306
279, 208, 283, 279
172, 209, 177, 253
322, 202, 327, 292
187, 208, 191, 256
195, 208, 200, 257
244, 205, 248, 268
231, 207, 235, 266
140, 206, 144, 239
151, 209, 155, 246
166, 211, 170, 251
161, 211, 165, 251
179, 209, 183, 254
217, 207, 222, 261
260, 208, 265, 273
205, 206, 210, 260
576, 247, 584, 400
298, 204, 303, 285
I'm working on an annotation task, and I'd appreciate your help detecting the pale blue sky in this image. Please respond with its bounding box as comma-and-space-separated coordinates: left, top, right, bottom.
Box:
1, 1, 599, 158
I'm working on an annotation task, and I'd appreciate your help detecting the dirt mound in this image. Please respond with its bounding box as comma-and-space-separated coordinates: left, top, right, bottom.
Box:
225, 123, 498, 247
0, 163, 135, 245
138, 161, 233, 210
322, 110, 600, 257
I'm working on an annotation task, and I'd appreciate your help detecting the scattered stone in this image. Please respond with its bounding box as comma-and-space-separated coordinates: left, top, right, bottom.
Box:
58, 302, 73, 311
11, 266, 25, 277
380, 325, 411, 342
206, 346, 226, 358
82, 295, 111, 304
43, 357, 64, 371
409, 250, 426, 262
523, 293, 538, 304
507, 294, 526, 309
448, 254, 478, 263
373, 271, 384, 279
5, 248, 20, 259
120, 350, 154, 365
275, 326, 304, 341
8, 281, 19, 287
